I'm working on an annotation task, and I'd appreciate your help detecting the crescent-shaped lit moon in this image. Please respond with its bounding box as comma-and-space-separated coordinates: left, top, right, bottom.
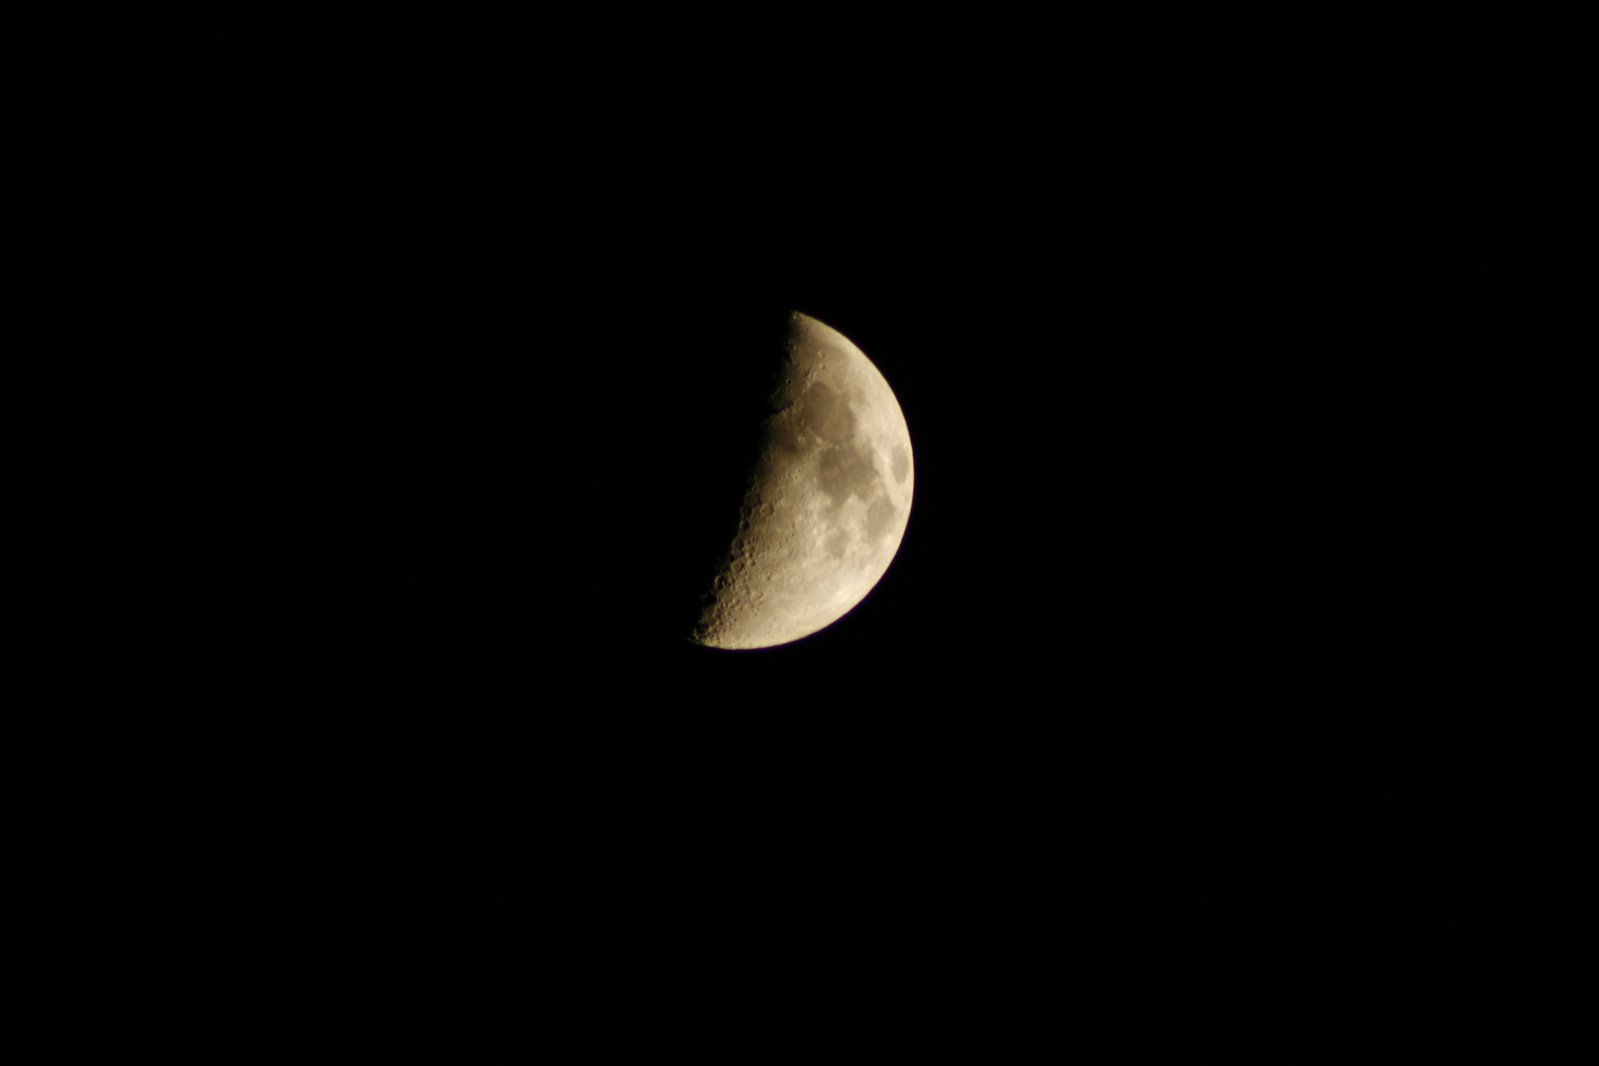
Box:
691, 311, 913, 649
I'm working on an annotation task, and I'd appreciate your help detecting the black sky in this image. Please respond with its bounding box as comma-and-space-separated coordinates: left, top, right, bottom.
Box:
33, 20, 1586, 1052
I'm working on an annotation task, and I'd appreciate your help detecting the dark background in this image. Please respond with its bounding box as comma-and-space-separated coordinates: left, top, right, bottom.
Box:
29, 16, 1585, 1053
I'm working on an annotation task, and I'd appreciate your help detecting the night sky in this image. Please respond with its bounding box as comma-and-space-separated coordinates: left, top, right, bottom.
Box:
36, 20, 1584, 1053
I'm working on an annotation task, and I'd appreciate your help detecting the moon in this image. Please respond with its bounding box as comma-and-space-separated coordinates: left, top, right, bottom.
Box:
691, 311, 914, 650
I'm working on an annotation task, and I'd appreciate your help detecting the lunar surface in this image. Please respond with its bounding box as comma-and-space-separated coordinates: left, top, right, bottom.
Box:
691, 311, 913, 649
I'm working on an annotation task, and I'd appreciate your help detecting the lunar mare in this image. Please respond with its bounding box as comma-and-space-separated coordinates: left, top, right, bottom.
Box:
692, 311, 913, 650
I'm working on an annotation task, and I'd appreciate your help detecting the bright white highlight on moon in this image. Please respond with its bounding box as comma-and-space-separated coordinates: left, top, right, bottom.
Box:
691, 311, 913, 650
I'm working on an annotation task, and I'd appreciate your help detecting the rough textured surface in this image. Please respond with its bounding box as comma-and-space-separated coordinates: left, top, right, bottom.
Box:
692, 312, 914, 649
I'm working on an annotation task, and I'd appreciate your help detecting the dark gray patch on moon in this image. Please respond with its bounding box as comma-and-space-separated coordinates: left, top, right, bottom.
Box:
766, 418, 803, 457
817, 440, 879, 510
825, 529, 848, 559
801, 381, 857, 443
892, 445, 910, 485
864, 494, 896, 544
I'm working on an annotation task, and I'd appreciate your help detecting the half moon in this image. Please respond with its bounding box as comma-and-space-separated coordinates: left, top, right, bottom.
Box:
691, 311, 914, 650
